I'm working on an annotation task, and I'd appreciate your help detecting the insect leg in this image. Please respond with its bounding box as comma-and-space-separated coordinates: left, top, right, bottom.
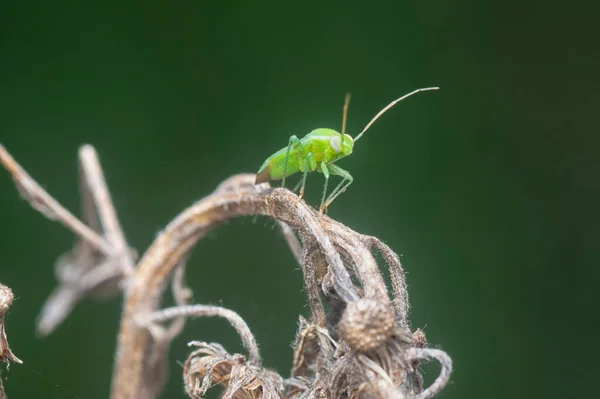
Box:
298, 152, 315, 200
324, 164, 354, 208
282, 135, 303, 188
291, 179, 303, 193
319, 162, 330, 214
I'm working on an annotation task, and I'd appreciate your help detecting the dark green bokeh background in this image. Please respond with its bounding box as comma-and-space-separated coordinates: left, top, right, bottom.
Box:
1, 1, 598, 398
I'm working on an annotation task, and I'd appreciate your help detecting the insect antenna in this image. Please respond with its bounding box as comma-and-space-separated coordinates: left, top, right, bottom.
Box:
354, 86, 439, 142
341, 92, 351, 147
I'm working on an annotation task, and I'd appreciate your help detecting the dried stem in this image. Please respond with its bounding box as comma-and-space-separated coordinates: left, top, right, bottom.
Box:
278, 221, 303, 266
140, 304, 261, 365
78, 145, 135, 274
0, 143, 110, 254
0, 142, 135, 336
366, 237, 410, 328
164, 255, 193, 340
405, 348, 453, 399
326, 226, 389, 304
138, 256, 194, 397
301, 243, 328, 327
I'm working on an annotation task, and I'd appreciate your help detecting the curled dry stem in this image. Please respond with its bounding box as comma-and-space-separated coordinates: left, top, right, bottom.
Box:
140, 304, 261, 365
405, 348, 453, 399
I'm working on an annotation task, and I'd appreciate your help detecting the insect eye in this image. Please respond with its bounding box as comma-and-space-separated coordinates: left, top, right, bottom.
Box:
330, 135, 342, 153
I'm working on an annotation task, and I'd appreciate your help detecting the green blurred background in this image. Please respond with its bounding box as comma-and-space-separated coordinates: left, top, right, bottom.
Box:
1, 1, 598, 398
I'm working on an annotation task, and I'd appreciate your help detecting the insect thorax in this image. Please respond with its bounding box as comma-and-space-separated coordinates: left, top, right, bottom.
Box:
305, 129, 354, 159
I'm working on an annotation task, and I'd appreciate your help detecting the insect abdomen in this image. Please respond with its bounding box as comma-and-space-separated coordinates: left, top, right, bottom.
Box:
255, 149, 301, 184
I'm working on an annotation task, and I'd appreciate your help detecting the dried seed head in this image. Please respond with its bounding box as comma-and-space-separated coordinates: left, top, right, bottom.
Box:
0, 283, 21, 364
339, 298, 395, 352
412, 328, 428, 348
0, 284, 13, 317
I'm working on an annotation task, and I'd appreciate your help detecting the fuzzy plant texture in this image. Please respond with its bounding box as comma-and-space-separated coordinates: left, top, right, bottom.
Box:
0, 142, 452, 399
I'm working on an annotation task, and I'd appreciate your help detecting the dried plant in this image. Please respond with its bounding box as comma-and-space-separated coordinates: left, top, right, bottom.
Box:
0, 142, 452, 399
0, 283, 22, 399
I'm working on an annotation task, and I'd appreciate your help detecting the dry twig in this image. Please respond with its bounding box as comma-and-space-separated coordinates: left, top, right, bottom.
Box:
0, 143, 136, 336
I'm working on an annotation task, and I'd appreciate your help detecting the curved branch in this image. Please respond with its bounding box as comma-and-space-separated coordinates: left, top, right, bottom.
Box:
0, 143, 110, 254
406, 348, 453, 399
110, 174, 361, 399
140, 304, 261, 366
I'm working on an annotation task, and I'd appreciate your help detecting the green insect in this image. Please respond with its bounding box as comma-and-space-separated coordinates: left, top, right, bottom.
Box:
255, 87, 439, 214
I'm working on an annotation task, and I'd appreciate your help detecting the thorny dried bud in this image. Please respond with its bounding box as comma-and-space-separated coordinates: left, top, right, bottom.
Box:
183, 342, 283, 399
0, 283, 22, 365
338, 298, 395, 352
412, 328, 428, 349
0, 285, 13, 317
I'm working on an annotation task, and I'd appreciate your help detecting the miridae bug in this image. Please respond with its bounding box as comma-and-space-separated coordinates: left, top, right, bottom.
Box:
255, 87, 439, 215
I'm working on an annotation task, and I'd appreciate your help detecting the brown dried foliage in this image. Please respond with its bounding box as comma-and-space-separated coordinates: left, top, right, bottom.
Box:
0, 283, 22, 399
0, 142, 452, 399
